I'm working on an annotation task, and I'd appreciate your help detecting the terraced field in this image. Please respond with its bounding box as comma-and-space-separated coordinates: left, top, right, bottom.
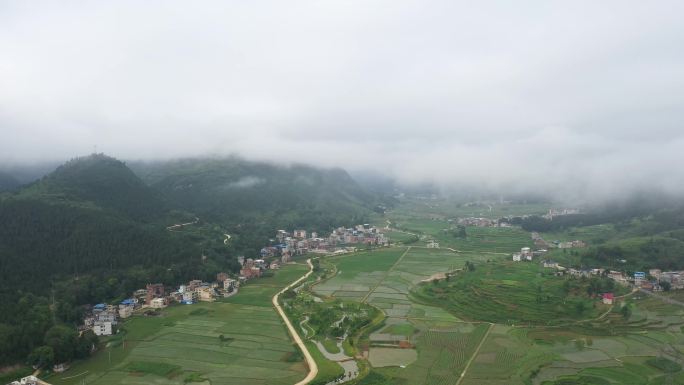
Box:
317, 241, 684, 384
313, 247, 496, 385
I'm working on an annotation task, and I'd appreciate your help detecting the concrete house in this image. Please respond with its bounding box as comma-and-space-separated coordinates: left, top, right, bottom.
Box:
602, 293, 614, 305
150, 297, 167, 308
93, 321, 112, 336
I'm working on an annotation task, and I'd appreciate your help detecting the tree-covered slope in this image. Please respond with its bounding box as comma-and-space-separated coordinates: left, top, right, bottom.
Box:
17, 154, 168, 221
132, 157, 380, 230
0, 154, 387, 366
0, 155, 200, 293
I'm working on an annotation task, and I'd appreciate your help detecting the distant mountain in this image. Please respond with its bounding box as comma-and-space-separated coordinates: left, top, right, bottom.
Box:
131, 157, 381, 230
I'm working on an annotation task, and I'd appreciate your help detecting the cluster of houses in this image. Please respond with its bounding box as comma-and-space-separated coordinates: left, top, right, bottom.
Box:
81, 273, 240, 336
77, 224, 389, 340
81, 303, 119, 336
456, 217, 511, 227
260, 225, 390, 258
537, 260, 680, 294
542, 208, 580, 220
510, 239, 684, 302
512, 247, 548, 262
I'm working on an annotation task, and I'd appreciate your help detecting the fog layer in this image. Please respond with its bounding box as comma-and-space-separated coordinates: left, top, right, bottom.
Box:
1, 1, 683, 200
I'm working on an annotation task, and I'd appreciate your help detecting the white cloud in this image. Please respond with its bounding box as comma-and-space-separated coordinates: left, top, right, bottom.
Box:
224, 176, 265, 189
1, 0, 683, 200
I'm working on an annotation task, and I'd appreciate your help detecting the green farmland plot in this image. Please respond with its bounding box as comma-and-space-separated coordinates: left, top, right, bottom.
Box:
369, 323, 491, 385
221, 263, 308, 306
316, 241, 684, 384
46, 265, 308, 385
312, 247, 497, 384
313, 248, 405, 299
385, 197, 550, 222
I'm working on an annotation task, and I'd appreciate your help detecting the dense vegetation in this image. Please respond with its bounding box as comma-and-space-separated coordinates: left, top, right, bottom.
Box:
0, 154, 382, 367
522, 201, 684, 271
131, 157, 384, 230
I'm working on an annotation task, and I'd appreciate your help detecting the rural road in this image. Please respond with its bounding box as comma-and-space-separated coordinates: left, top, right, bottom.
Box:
272, 259, 318, 385
166, 216, 199, 230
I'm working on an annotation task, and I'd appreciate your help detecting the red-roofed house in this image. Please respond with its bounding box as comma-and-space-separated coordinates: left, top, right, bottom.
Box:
602, 293, 614, 305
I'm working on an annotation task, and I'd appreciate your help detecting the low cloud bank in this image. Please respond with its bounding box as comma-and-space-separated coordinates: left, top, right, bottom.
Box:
1, 1, 683, 203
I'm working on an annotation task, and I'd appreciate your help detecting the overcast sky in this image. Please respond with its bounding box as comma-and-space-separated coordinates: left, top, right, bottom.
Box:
1, 1, 683, 200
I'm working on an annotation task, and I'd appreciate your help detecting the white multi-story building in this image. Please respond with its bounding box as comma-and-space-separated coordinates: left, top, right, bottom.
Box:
93, 321, 112, 336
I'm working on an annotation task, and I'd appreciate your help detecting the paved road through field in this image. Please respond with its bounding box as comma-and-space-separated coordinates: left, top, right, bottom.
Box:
273, 259, 318, 385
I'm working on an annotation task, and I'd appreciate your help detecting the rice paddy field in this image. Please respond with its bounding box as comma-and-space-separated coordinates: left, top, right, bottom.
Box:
313, 222, 684, 384
41, 199, 684, 385
312, 247, 497, 384
45, 264, 309, 385
326, 201, 684, 384
380, 215, 534, 254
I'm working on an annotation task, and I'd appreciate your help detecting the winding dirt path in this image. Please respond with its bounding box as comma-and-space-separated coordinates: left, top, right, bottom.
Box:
166, 216, 199, 230
272, 259, 318, 385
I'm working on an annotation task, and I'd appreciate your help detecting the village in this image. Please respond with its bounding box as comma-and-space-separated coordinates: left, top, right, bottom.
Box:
80, 224, 390, 337
510, 242, 684, 306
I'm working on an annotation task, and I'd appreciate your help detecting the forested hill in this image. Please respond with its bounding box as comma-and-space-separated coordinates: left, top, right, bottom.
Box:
15, 154, 168, 220
0, 154, 384, 294
131, 157, 383, 230
0, 154, 384, 365
0, 154, 200, 292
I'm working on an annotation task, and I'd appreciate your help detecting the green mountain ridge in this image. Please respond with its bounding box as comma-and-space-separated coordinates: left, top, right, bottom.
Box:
0, 153, 383, 366
16, 154, 168, 221
0, 155, 200, 292
131, 157, 380, 230
0, 154, 381, 292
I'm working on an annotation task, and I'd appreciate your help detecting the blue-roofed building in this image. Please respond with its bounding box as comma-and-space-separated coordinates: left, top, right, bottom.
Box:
93, 303, 106, 311
118, 298, 137, 318
634, 271, 646, 285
